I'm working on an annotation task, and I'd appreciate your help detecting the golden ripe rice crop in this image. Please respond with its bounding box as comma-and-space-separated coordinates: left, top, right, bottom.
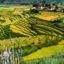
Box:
36, 12, 60, 21
23, 45, 64, 61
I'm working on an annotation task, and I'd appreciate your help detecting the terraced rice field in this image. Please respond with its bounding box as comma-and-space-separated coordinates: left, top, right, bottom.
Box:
0, 6, 64, 64
36, 11, 63, 21
23, 45, 64, 61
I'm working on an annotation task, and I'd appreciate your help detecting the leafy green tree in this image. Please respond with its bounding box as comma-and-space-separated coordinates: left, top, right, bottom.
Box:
0, 0, 5, 3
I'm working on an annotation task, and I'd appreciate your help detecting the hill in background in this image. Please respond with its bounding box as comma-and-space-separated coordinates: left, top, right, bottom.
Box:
0, 0, 64, 4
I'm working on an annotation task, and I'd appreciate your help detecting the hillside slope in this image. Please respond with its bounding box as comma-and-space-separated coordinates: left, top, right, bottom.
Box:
0, 0, 64, 4
23, 44, 64, 61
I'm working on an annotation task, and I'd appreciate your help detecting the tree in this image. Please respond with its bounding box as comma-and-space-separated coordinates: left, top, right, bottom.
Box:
42, 0, 46, 4
0, 0, 5, 3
